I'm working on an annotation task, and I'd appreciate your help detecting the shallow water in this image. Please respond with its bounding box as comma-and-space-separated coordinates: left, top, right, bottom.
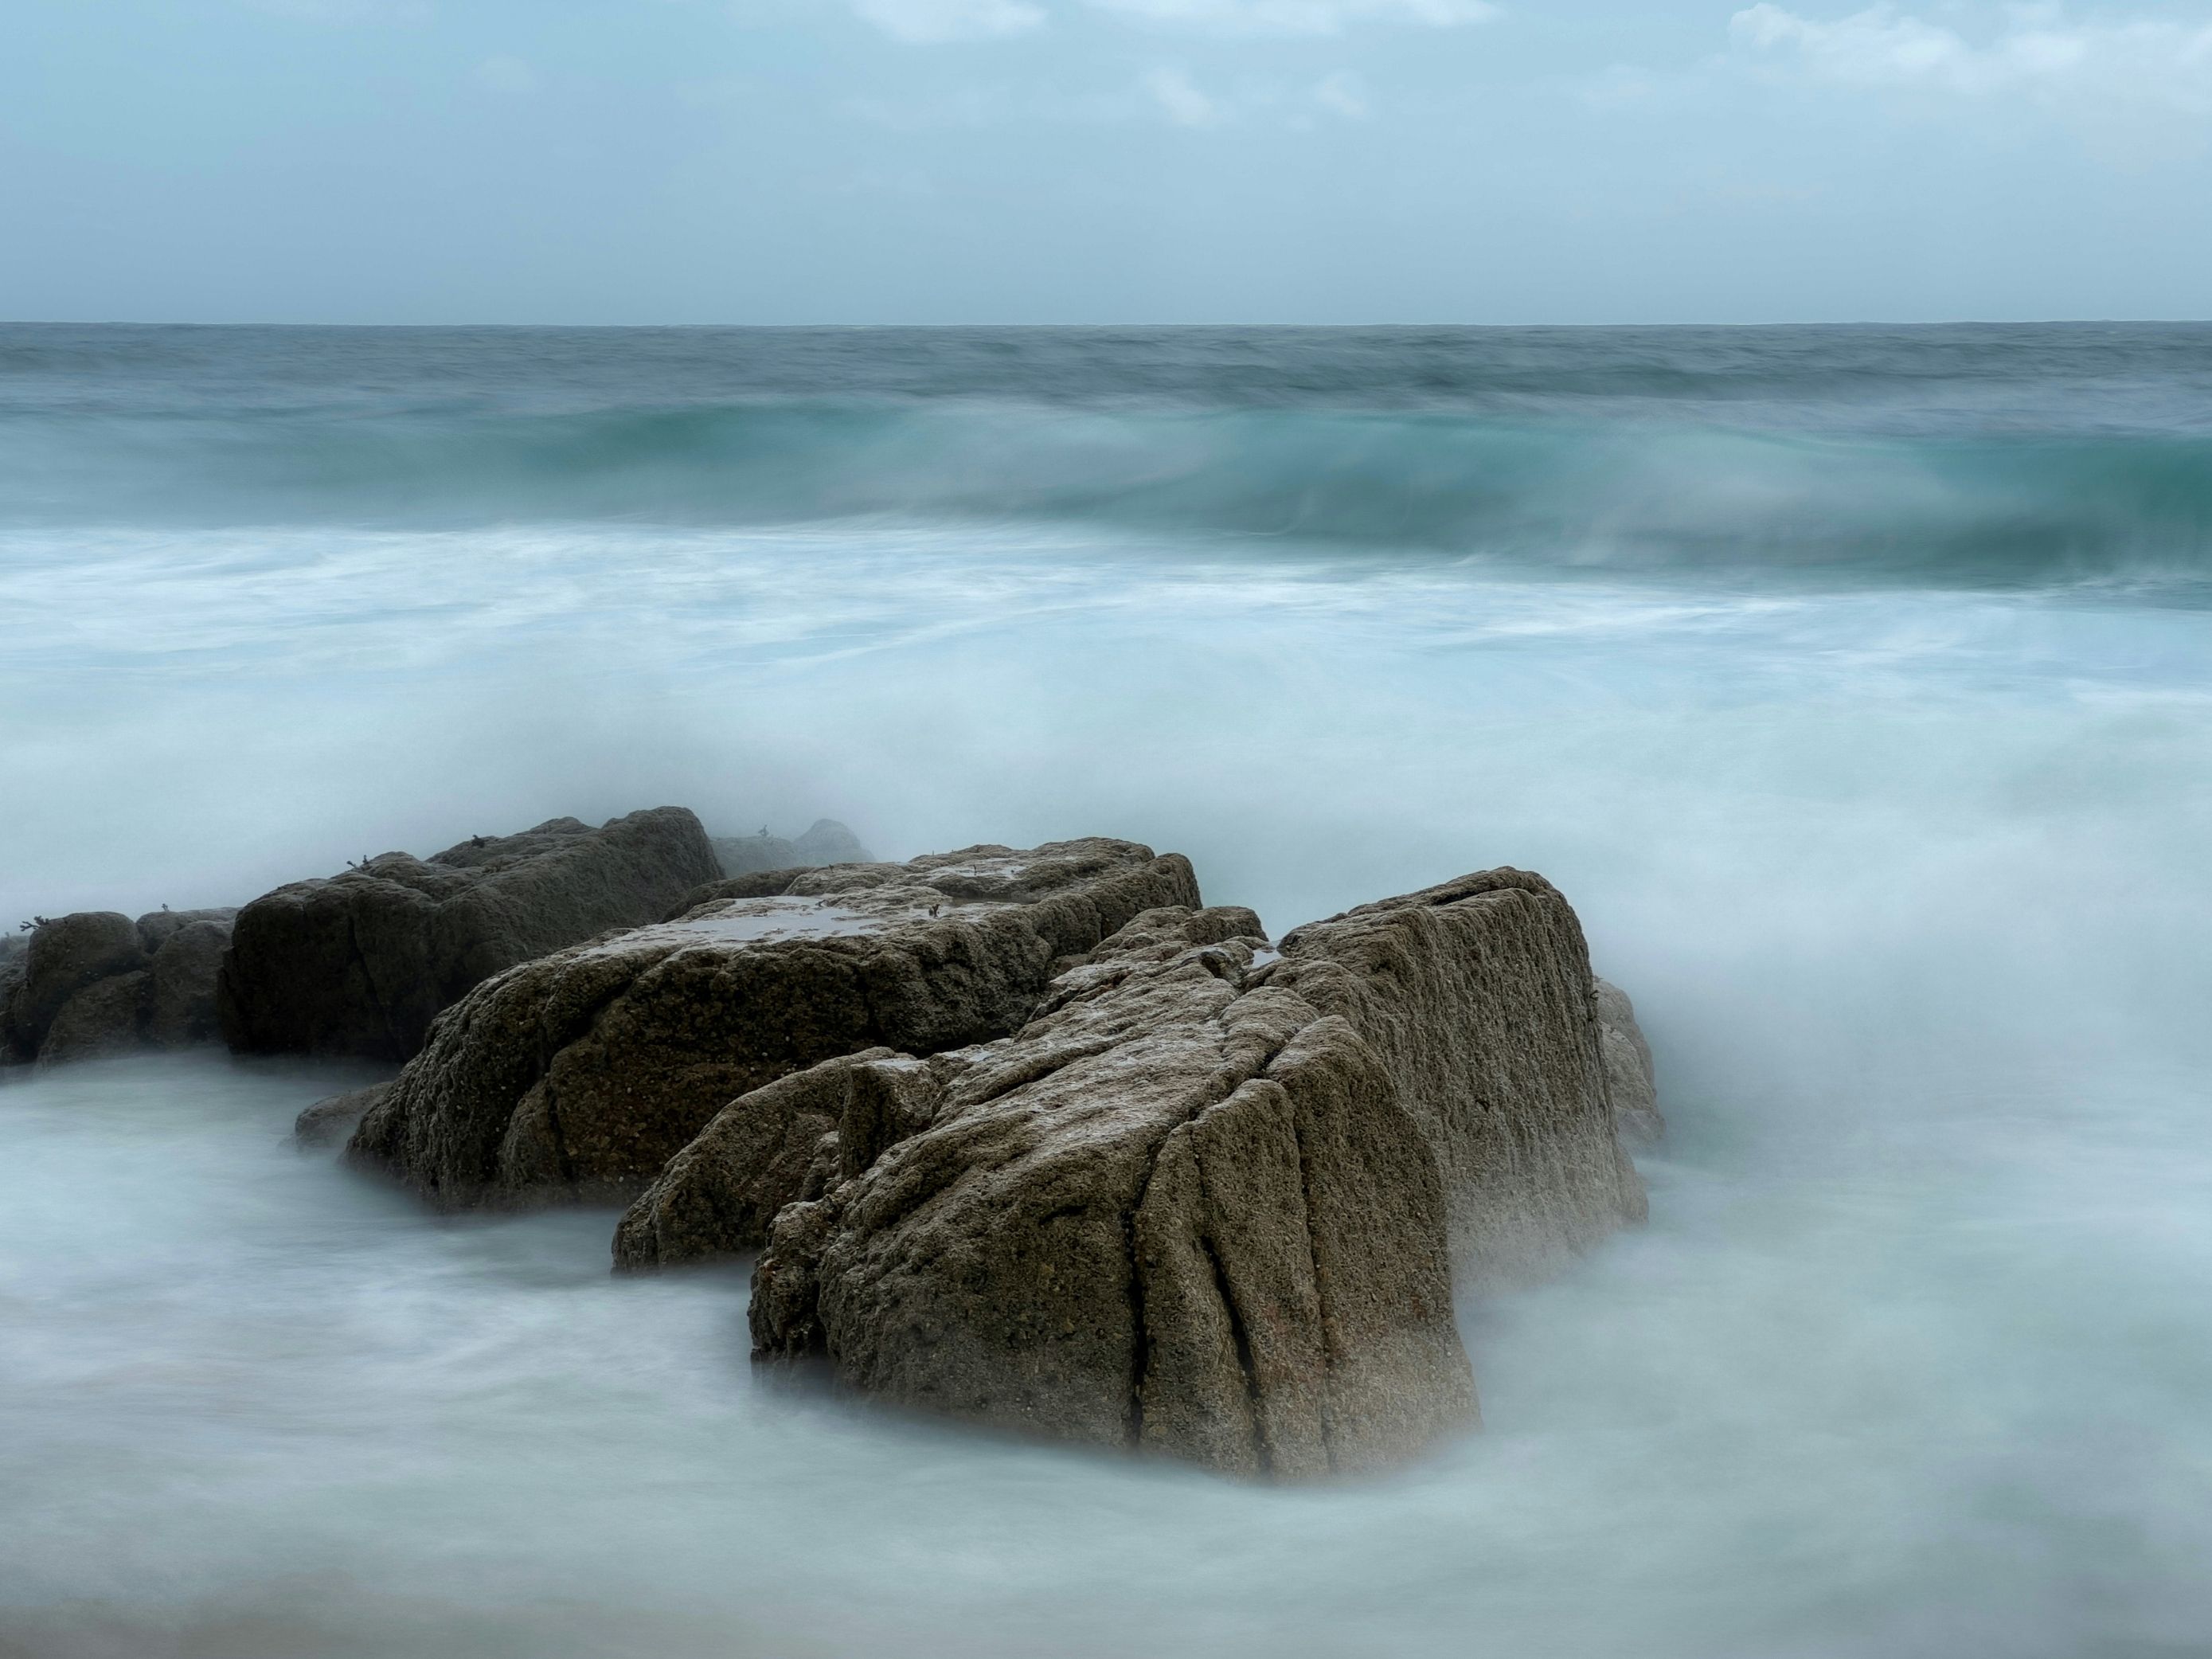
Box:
5, 327, 2212, 1657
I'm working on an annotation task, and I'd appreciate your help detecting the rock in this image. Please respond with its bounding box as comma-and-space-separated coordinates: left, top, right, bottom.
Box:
741, 871, 1648, 1477
217, 808, 721, 1062
147, 919, 236, 1047
35, 971, 151, 1069
1595, 977, 1663, 1145
712, 820, 872, 879
6, 913, 146, 1061
349, 839, 1201, 1209
295, 1082, 397, 1148
137, 906, 238, 956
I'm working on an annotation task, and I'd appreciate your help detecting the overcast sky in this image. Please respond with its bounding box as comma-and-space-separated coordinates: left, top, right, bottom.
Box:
4, 0, 2210, 323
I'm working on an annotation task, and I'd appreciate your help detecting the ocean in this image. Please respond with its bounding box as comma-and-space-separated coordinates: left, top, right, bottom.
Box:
4, 323, 2212, 1657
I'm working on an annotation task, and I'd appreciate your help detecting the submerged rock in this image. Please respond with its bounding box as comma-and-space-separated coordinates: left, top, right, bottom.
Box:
36, 970, 152, 1069
295, 1082, 397, 1148
712, 820, 873, 880
348, 839, 1201, 1208
5, 912, 145, 1061
1595, 977, 1663, 1145
218, 808, 720, 1062
727, 871, 1647, 1477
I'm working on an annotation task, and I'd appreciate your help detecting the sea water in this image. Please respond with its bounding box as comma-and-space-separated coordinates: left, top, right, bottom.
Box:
4, 324, 2212, 1657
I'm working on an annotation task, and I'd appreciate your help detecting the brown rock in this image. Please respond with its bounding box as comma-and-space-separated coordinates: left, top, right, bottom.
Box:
349, 839, 1201, 1208
743, 871, 1647, 1477
217, 808, 721, 1062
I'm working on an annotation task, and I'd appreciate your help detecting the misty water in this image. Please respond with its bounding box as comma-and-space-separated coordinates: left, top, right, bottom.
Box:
6, 326, 2212, 1657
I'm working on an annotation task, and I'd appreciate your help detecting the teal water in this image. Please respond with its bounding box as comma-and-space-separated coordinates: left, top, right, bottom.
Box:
3, 327, 2212, 1657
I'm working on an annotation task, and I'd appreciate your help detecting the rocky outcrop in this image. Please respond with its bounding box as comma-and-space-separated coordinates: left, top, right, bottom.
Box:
1595, 977, 1662, 1144
725, 870, 1647, 1477
713, 820, 872, 879
2, 907, 239, 1069
347, 839, 1201, 1209
218, 808, 719, 1062
295, 1082, 397, 1148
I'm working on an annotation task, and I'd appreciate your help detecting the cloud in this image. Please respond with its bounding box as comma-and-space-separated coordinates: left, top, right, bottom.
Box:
1090, 0, 1496, 34
850, 0, 1046, 42
1313, 69, 1370, 118
1730, 3, 2212, 112
1143, 65, 1223, 124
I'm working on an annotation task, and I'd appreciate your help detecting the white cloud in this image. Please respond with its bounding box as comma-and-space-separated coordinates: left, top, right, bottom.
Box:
1091, 0, 1496, 35
1143, 65, 1223, 124
476, 55, 539, 94
1314, 69, 1370, 117
851, 0, 1046, 42
1730, 3, 2212, 112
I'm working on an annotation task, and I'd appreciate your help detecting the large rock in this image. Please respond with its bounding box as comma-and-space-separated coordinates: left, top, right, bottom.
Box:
348, 839, 1202, 1209
713, 820, 872, 879
3, 912, 146, 1062
218, 808, 720, 1062
734, 870, 1648, 1477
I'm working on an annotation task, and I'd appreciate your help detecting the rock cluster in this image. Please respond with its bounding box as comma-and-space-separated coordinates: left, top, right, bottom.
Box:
2, 907, 238, 1071
48, 800, 1659, 1480
345, 839, 1200, 1207
217, 808, 721, 1062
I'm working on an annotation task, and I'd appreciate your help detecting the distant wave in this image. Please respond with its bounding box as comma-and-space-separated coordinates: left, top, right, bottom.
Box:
4, 400, 2210, 589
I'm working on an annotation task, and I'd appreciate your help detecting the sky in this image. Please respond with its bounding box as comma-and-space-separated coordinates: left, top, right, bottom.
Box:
2, 0, 2210, 323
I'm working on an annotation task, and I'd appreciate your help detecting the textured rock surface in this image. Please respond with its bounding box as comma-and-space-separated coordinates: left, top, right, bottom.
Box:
743, 902, 1496, 1476
741, 871, 1651, 1476
295, 1082, 397, 1148
137, 907, 238, 956
1595, 977, 1663, 1145
712, 820, 872, 879
218, 808, 720, 1062
5, 912, 146, 1061
1267, 870, 1647, 1289
36, 971, 152, 1068
350, 839, 1200, 1208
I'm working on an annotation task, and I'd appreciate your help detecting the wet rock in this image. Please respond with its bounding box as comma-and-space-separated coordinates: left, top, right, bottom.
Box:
137, 907, 238, 956
712, 820, 872, 879
147, 919, 236, 1047
295, 1082, 397, 1148
1595, 977, 1663, 1145
217, 808, 721, 1062
6, 913, 146, 1061
35, 971, 152, 1069
744, 871, 1647, 1477
349, 839, 1199, 1209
